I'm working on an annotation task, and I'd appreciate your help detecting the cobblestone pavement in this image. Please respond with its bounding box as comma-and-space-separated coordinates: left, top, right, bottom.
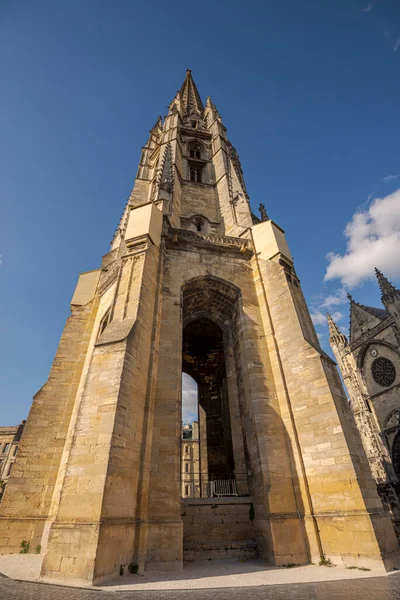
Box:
1, 573, 400, 600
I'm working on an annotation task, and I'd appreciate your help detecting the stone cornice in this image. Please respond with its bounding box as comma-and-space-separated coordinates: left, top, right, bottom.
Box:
179, 127, 212, 140
164, 227, 253, 256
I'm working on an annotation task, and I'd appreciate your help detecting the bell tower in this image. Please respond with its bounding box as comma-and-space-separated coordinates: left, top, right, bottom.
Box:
0, 71, 399, 585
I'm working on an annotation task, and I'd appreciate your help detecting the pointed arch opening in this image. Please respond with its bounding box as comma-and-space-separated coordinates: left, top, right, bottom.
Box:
180, 276, 248, 498
392, 429, 400, 477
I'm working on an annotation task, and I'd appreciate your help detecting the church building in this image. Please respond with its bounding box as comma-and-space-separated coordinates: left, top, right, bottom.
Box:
328, 271, 400, 536
0, 71, 399, 585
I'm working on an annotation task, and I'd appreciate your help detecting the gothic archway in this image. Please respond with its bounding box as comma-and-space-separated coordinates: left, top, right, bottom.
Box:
183, 317, 234, 487
181, 275, 248, 497
392, 429, 400, 477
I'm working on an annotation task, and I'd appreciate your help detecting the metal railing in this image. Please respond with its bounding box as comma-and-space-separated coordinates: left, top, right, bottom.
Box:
206, 479, 238, 497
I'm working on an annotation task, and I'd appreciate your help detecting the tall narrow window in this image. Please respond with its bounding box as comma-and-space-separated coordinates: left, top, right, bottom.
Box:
195, 219, 204, 233
98, 309, 111, 338
3, 444, 10, 454
190, 167, 203, 183
185, 463, 190, 473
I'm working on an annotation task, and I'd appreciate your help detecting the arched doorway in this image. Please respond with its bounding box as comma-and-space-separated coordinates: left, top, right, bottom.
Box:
392, 429, 400, 477
383, 407, 400, 477
180, 275, 248, 498
179, 276, 256, 561
182, 318, 235, 497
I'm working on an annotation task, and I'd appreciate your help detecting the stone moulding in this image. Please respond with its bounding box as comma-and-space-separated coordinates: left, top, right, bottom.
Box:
349, 317, 394, 352
165, 227, 253, 255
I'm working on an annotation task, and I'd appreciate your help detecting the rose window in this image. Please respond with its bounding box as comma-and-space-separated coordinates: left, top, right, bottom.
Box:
371, 357, 396, 387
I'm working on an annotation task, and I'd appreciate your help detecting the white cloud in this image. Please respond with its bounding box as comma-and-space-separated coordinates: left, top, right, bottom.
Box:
311, 310, 342, 327
311, 310, 326, 326
331, 311, 343, 322
361, 2, 375, 11
325, 188, 400, 287
182, 373, 198, 424
341, 325, 350, 337
382, 174, 400, 183
319, 288, 347, 309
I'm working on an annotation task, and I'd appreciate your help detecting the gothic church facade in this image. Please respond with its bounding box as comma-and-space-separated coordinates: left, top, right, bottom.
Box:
0, 71, 399, 585
328, 272, 400, 517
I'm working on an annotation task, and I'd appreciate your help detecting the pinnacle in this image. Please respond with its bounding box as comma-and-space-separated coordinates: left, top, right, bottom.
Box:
375, 267, 399, 298
327, 313, 348, 344
150, 115, 163, 132
259, 203, 269, 222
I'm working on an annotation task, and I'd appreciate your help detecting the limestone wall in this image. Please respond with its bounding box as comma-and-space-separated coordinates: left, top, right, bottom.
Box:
252, 232, 400, 570
182, 498, 256, 560
0, 285, 99, 553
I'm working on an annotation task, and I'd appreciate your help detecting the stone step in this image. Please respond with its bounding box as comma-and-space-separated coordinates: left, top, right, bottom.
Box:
183, 540, 258, 562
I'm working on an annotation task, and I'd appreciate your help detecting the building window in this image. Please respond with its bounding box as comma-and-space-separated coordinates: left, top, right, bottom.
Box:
191, 121, 197, 129
98, 309, 111, 338
6, 463, 13, 477
185, 485, 190, 496
13, 446, 18, 456
3, 444, 10, 454
372, 357, 396, 387
189, 142, 202, 159
194, 219, 204, 233
190, 167, 203, 183
185, 463, 190, 473
185, 445, 189, 453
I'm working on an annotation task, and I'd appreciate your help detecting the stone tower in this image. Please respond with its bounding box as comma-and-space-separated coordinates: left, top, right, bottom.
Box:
0, 71, 399, 585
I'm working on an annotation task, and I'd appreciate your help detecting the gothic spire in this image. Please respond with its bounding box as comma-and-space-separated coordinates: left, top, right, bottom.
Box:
375, 268, 400, 299
327, 313, 348, 345
179, 69, 204, 115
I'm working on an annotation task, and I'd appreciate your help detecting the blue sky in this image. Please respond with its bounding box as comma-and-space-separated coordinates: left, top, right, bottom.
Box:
1, 0, 400, 425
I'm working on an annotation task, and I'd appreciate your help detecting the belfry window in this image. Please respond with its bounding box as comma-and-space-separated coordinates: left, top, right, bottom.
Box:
195, 219, 204, 233
190, 166, 203, 183
188, 142, 203, 159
